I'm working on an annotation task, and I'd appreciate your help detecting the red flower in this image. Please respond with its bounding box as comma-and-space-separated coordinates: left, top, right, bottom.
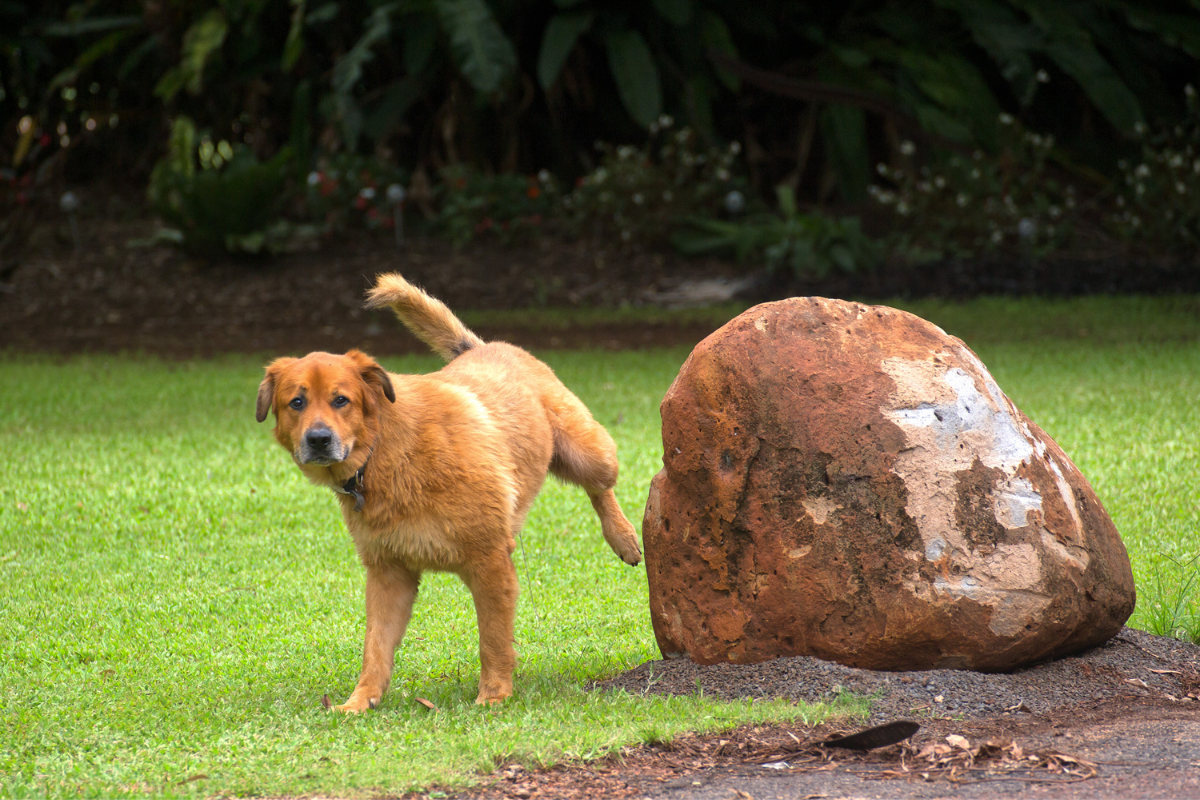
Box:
319, 178, 338, 197
39, 134, 51, 148
526, 184, 541, 199
366, 206, 379, 219
354, 196, 368, 210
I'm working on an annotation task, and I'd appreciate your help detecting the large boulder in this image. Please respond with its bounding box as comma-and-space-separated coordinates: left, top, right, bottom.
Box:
643, 297, 1135, 672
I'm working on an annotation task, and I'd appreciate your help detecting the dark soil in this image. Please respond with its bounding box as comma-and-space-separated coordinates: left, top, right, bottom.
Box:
3, 207, 1199, 358
428, 629, 1200, 800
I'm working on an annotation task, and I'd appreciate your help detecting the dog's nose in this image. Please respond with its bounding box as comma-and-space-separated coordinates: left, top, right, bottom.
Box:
306, 426, 333, 450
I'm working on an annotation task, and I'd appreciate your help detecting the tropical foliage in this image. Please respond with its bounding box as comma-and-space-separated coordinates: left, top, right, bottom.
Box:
4, 0, 1198, 200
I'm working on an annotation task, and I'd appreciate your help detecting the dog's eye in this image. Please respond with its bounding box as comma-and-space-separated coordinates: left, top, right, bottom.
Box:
289, 396, 305, 410
332, 395, 350, 409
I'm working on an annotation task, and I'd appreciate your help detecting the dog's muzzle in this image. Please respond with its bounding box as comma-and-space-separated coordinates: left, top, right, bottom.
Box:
298, 423, 349, 465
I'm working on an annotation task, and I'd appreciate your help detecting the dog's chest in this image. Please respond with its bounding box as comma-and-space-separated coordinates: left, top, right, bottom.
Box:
349, 513, 462, 570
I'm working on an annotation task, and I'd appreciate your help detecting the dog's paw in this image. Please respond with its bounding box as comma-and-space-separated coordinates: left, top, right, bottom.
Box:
474, 681, 513, 706
614, 534, 642, 566
331, 693, 380, 713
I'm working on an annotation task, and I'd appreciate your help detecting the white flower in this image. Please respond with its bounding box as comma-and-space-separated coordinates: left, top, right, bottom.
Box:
1049, 205, 1061, 218
896, 200, 910, 215
723, 190, 745, 214
934, 176, 946, 189
617, 145, 635, 160
632, 193, 644, 205
1177, 182, 1188, 194
537, 169, 551, 183
970, 168, 981, 180
593, 168, 608, 184
1036, 69, 1050, 83
1187, 84, 1196, 98
1017, 218, 1036, 240
386, 184, 406, 204
359, 186, 376, 200
658, 114, 674, 128
729, 141, 741, 155
1135, 164, 1150, 178
1169, 154, 1184, 169
991, 230, 1003, 243
998, 113, 1014, 125
899, 140, 916, 156
716, 168, 730, 181
956, 193, 968, 207
307, 171, 321, 187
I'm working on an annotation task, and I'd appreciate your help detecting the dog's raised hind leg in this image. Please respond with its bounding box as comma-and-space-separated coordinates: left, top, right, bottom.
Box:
334, 563, 419, 713
588, 489, 642, 566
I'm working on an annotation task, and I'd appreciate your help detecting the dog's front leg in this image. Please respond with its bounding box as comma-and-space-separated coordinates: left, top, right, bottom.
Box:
334, 563, 419, 713
462, 550, 519, 705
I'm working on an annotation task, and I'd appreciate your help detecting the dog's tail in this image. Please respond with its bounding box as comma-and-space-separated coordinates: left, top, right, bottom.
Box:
365, 273, 485, 361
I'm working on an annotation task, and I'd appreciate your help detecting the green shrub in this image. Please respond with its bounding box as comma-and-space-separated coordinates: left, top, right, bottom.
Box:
869, 116, 1075, 262
672, 185, 880, 278
1110, 86, 1200, 253
304, 153, 408, 234
436, 165, 558, 247
147, 116, 291, 255
566, 118, 746, 245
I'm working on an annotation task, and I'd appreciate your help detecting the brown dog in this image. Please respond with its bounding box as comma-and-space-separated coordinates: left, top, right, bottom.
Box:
256, 273, 641, 710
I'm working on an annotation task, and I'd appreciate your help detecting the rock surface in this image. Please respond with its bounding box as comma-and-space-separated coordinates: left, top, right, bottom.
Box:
643, 297, 1135, 672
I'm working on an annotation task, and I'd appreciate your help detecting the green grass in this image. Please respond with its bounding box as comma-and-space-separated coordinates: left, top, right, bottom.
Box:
0, 350, 846, 799
2, 294, 1199, 797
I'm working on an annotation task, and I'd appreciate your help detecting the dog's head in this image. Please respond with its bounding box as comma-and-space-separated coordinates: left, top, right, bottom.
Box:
256, 350, 396, 467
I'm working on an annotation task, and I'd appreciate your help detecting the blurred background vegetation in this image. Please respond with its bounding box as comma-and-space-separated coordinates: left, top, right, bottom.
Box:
3, 0, 1199, 275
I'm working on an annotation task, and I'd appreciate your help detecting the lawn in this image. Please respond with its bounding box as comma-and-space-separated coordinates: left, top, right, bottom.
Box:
1, 295, 1198, 798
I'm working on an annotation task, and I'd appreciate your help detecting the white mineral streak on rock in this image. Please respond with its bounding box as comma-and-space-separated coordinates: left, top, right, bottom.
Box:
881, 354, 1066, 636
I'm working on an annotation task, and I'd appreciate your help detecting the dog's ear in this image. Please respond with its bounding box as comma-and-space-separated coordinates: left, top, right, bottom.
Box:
346, 349, 396, 403
256, 358, 296, 422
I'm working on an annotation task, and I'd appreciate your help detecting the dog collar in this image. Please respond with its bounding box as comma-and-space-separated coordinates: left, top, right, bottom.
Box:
332, 461, 369, 512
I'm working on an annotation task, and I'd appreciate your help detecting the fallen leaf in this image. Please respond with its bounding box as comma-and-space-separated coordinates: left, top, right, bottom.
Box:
946, 734, 971, 751
320, 694, 331, 709
16, 502, 27, 511
416, 697, 439, 711
1150, 669, 1182, 675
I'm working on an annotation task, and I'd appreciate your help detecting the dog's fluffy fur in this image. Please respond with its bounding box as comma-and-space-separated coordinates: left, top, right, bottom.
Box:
256, 273, 641, 710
